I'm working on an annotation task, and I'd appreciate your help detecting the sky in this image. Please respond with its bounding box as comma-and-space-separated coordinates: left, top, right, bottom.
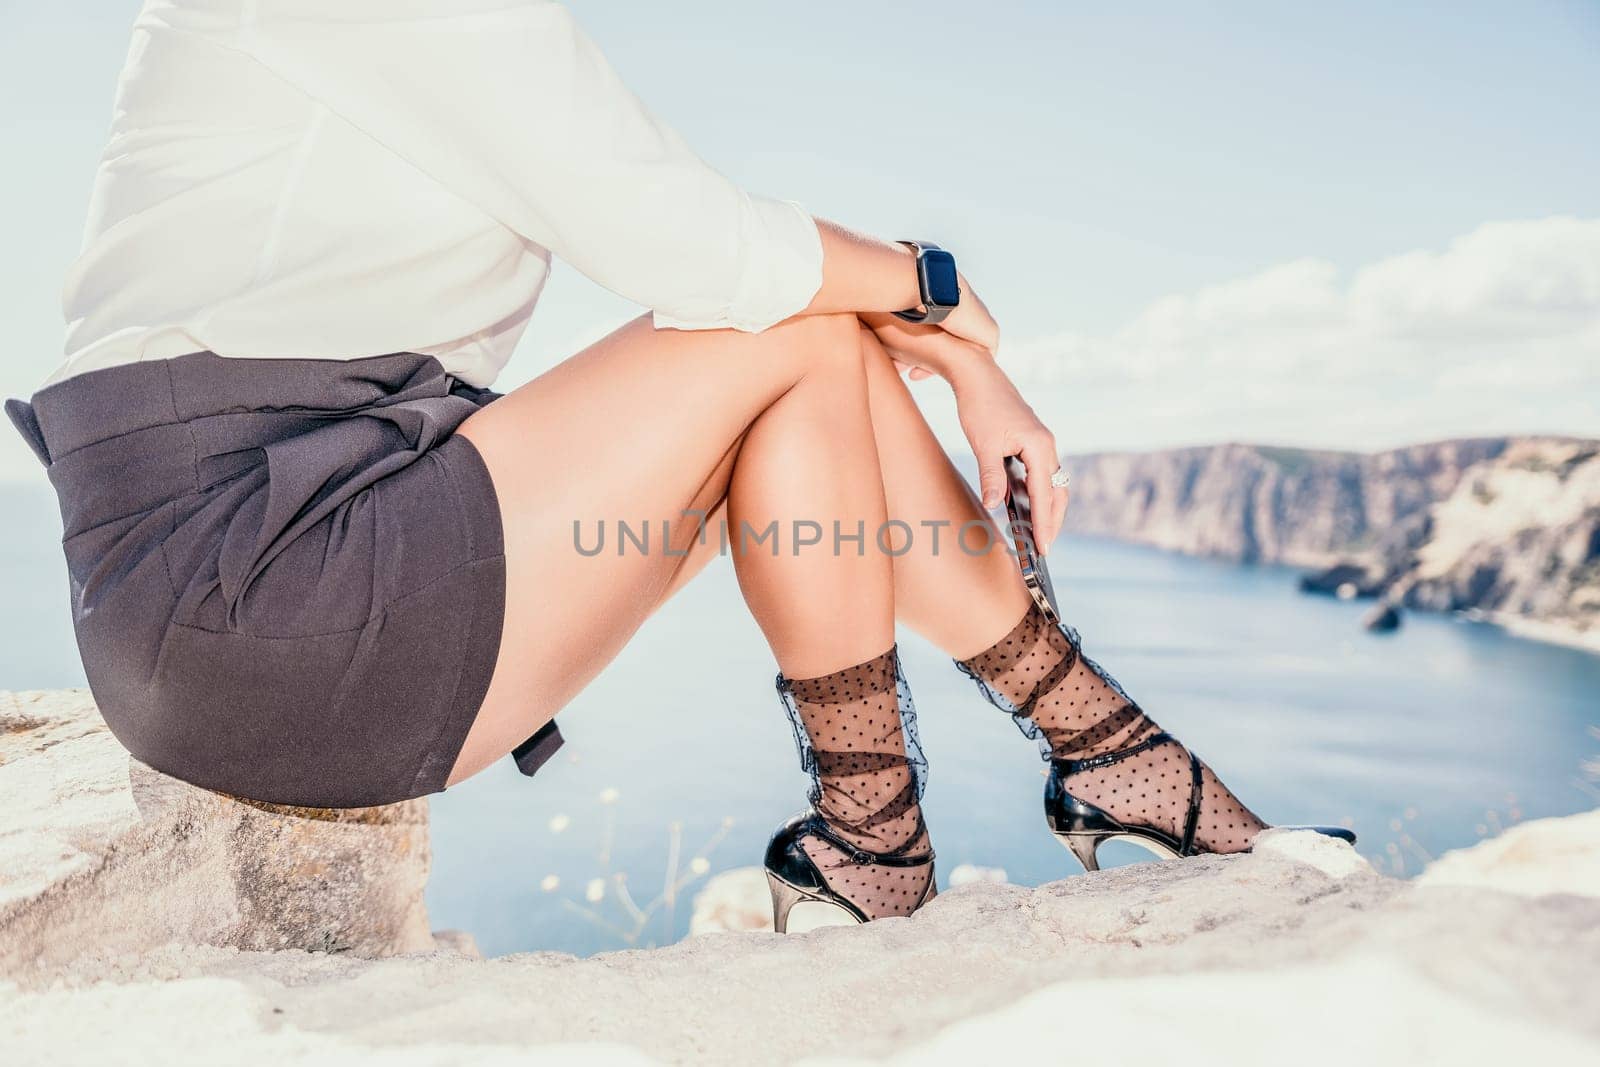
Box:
2, 0, 1598, 483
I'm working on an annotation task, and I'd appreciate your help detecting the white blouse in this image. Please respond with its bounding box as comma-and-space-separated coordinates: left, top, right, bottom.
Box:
50, 0, 825, 389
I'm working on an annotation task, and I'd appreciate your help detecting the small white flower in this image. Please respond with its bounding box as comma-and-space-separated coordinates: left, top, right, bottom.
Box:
585, 878, 606, 903
547, 814, 571, 834
689, 857, 711, 876
539, 875, 560, 893
598, 787, 620, 805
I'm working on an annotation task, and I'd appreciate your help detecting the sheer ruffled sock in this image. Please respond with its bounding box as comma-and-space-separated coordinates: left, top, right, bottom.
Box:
776, 647, 934, 919
957, 604, 1266, 854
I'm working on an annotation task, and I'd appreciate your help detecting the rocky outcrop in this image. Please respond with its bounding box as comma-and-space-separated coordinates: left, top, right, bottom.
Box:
1065, 436, 1600, 646
4, 816, 1598, 1064
0, 689, 439, 981
1389, 439, 1600, 635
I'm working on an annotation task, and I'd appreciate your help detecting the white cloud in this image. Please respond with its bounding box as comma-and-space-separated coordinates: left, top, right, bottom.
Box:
995, 217, 1600, 453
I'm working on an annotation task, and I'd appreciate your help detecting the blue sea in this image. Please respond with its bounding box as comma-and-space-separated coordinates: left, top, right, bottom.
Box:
5, 480, 1597, 957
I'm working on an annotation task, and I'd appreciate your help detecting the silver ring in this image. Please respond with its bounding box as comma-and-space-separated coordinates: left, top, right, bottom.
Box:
1049, 469, 1070, 489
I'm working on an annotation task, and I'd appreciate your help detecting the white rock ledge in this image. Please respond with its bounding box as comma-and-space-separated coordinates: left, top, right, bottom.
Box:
1, 690, 437, 979
4, 689, 1599, 1064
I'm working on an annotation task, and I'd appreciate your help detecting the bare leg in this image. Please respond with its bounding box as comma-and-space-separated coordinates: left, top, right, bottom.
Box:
722, 336, 932, 916
855, 326, 1032, 658
641, 326, 1029, 659
722, 328, 893, 675
449, 312, 896, 783
451, 311, 934, 919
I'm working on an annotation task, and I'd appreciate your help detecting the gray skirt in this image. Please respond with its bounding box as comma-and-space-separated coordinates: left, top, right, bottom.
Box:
7, 351, 561, 808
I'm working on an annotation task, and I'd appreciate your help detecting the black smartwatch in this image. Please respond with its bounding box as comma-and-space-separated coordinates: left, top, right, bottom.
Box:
893, 241, 961, 326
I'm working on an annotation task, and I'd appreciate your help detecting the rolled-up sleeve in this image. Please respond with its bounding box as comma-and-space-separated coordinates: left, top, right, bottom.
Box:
647, 194, 823, 333
236, 0, 824, 332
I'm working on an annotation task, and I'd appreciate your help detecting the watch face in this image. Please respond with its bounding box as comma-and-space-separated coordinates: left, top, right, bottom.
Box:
921, 249, 961, 308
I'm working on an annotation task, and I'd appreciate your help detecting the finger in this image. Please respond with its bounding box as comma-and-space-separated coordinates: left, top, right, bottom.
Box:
888, 353, 933, 380
976, 449, 1006, 511
1020, 437, 1058, 553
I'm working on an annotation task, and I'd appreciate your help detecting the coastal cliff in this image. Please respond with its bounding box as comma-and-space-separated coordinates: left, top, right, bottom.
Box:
1063, 436, 1600, 646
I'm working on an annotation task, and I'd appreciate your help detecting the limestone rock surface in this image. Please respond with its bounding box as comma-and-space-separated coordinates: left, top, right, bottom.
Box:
1416, 806, 1600, 899
0, 689, 436, 980
5, 814, 1598, 1065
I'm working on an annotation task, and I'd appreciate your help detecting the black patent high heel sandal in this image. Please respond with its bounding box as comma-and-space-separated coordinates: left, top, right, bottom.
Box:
1044, 731, 1356, 872
763, 811, 937, 933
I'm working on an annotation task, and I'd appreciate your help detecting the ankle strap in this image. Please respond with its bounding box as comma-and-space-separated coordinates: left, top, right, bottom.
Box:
1053, 731, 1174, 775
802, 814, 934, 868
1055, 733, 1207, 857
1178, 748, 1204, 856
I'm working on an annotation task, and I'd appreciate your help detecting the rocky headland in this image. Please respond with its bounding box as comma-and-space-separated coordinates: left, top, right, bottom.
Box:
1063, 436, 1600, 648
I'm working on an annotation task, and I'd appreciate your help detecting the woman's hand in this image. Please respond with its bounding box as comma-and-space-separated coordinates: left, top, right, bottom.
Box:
886, 270, 999, 381
863, 314, 1069, 552
941, 271, 999, 354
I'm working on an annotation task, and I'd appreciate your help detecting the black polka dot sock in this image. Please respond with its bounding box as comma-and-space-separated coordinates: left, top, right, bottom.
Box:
777, 647, 934, 919
956, 604, 1266, 854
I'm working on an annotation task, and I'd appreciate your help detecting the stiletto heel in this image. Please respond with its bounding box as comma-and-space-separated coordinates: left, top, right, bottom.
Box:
765, 870, 808, 934
1043, 732, 1356, 873
763, 811, 936, 931
1058, 833, 1103, 873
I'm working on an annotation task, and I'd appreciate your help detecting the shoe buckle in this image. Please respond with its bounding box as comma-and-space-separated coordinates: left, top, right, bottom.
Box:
849, 849, 873, 866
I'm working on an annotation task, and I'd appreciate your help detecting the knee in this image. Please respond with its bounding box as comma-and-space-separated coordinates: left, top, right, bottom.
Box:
856, 322, 903, 385
784, 312, 868, 384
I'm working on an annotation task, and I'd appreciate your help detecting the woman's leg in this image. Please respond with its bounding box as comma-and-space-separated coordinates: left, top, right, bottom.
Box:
722, 324, 893, 677
449, 312, 894, 782
722, 329, 931, 916
452, 311, 932, 920
853, 327, 1267, 855
855, 326, 1032, 658
640, 325, 1031, 658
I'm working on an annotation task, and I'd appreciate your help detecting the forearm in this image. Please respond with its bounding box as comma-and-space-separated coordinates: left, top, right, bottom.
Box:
800, 219, 921, 316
